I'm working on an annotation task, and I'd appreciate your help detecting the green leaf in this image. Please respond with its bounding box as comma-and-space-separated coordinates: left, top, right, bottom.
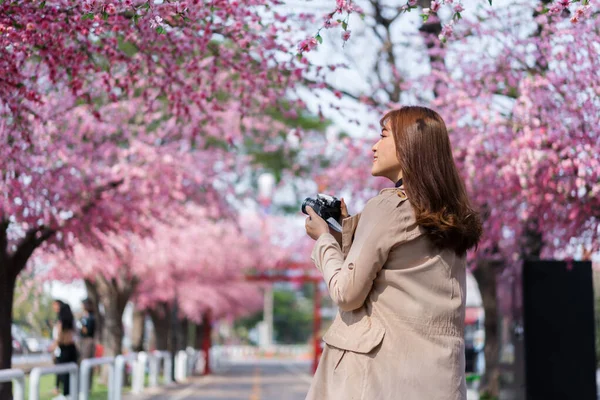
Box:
39, 0, 46, 8
81, 13, 95, 21
296, 53, 303, 61
143, 2, 150, 10
133, 14, 140, 24
360, 13, 366, 20
102, 11, 109, 20
156, 26, 166, 34
315, 34, 323, 44
420, 13, 429, 22
454, 12, 462, 20
488, 0, 492, 5
342, 21, 348, 30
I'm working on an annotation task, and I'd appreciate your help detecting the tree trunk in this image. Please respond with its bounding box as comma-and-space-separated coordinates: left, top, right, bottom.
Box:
131, 305, 146, 352
101, 297, 125, 358
473, 260, 502, 398
179, 318, 189, 351
93, 276, 134, 358
0, 265, 17, 400
194, 322, 203, 350
149, 303, 171, 351
0, 219, 53, 400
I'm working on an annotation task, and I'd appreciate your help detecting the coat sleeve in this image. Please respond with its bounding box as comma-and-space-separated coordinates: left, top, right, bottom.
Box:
311, 196, 410, 311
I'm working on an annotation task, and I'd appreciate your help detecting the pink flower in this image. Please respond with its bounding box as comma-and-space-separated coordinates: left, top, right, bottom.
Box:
570, 15, 579, 23
336, 0, 348, 10
342, 30, 351, 41
454, 3, 464, 12
439, 21, 454, 41
334, 90, 343, 99
430, 1, 441, 12
548, 4, 563, 14
150, 16, 164, 29
408, 0, 418, 6
298, 37, 318, 53
105, 3, 116, 14
26, 23, 35, 31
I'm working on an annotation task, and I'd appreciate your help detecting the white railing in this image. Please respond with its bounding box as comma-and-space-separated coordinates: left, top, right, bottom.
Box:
30, 363, 78, 400
149, 350, 173, 387
174, 350, 187, 382
0, 369, 25, 400
131, 351, 148, 395
79, 357, 114, 400
113, 353, 138, 400
2, 346, 280, 400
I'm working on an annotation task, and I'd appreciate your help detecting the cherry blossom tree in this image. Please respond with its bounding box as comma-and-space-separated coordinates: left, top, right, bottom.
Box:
0, 0, 320, 135
43, 205, 302, 357
296, 2, 599, 395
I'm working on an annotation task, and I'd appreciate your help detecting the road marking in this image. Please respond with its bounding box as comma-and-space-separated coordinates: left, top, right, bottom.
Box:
170, 375, 218, 400
249, 366, 262, 400
283, 363, 313, 384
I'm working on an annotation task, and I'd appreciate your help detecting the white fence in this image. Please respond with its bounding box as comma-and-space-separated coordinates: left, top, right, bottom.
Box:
0, 369, 25, 400
2, 345, 307, 398
1, 349, 206, 400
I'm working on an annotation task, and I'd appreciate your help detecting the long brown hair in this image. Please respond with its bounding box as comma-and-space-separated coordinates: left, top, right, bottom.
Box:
381, 106, 482, 255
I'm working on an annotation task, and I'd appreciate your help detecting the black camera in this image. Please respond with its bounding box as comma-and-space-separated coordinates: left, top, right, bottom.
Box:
302, 194, 343, 232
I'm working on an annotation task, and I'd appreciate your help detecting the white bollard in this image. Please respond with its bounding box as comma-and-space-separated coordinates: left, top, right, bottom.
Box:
149, 352, 159, 388
150, 351, 172, 385
131, 351, 147, 394
79, 357, 115, 400
113, 353, 138, 400
0, 369, 25, 400
185, 347, 197, 376
175, 350, 188, 382
30, 363, 78, 400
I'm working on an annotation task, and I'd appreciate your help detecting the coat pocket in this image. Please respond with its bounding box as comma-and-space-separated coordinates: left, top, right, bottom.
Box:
323, 312, 385, 354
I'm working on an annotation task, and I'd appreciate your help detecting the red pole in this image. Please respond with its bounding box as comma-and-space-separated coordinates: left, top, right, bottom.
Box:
312, 281, 322, 374
202, 309, 212, 375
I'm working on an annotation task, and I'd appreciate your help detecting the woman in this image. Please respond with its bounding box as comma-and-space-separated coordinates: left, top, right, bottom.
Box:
304, 106, 482, 400
49, 301, 79, 397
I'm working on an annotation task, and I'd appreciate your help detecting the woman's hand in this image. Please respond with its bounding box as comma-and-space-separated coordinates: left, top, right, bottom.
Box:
305, 206, 329, 241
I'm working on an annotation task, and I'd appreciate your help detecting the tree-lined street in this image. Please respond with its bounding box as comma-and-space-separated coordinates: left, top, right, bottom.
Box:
2, 0, 599, 399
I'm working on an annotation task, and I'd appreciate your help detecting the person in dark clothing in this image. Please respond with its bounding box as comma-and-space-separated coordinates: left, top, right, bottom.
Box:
49, 301, 79, 396
80, 298, 97, 391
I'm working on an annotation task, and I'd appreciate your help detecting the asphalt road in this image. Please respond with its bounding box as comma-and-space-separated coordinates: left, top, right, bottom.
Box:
125, 360, 312, 400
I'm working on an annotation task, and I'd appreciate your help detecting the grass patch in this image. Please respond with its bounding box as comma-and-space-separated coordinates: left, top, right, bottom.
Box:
21, 374, 131, 400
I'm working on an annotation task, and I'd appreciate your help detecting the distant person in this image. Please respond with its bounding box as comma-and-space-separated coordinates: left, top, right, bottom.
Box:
304, 106, 482, 399
49, 301, 79, 398
79, 298, 97, 390
50, 299, 65, 396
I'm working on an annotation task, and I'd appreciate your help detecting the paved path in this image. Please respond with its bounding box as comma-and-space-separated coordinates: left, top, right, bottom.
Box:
124, 359, 481, 400
125, 360, 312, 400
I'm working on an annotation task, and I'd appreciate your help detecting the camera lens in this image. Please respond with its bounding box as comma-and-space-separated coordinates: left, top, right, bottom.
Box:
301, 198, 316, 215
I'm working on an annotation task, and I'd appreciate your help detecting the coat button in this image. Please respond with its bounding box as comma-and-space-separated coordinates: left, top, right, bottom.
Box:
347, 263, 355, 270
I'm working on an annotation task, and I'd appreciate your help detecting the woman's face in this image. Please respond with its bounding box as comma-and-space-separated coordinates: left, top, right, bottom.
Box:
371, 121, 402, 182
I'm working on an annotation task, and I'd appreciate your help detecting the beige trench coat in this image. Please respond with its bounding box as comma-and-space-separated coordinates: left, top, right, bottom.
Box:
306, 187, 467, 400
